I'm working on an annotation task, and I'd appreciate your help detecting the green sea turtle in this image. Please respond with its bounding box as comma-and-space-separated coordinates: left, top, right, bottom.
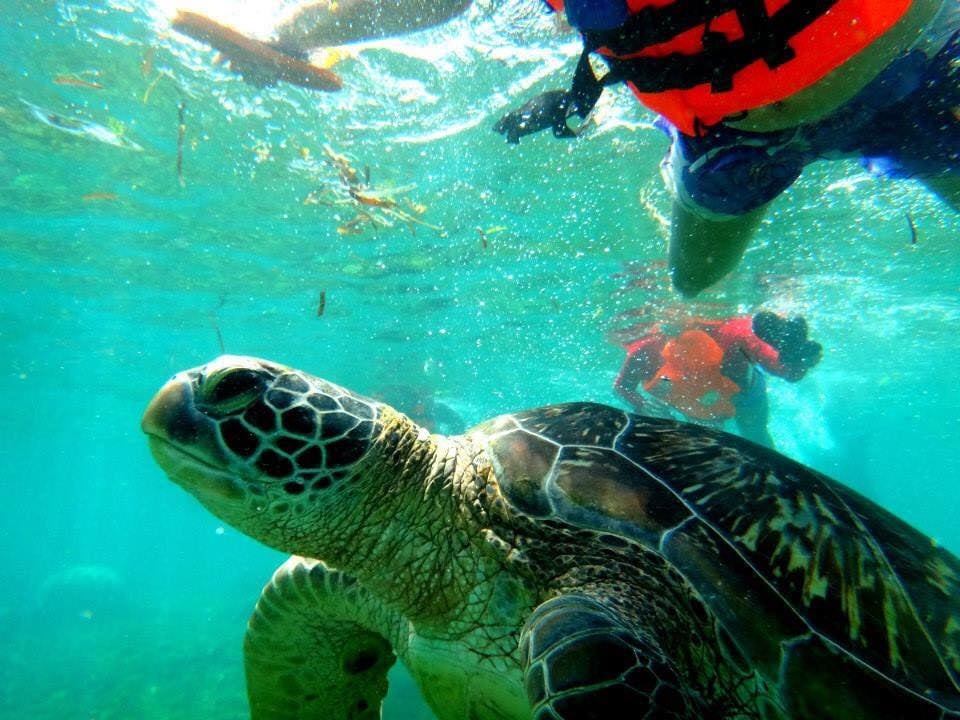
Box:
142, 355, 960, 720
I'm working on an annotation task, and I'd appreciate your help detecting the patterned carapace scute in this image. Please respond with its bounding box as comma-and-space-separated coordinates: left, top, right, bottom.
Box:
195, 362, 380, 492
476, 402, 960, 712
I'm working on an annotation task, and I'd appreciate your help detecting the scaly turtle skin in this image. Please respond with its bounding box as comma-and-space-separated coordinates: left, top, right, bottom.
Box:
142, 355, 960, 720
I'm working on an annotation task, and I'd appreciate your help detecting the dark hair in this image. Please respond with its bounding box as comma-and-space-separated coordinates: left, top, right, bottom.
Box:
752, 311, 783, 346
753, 312, 821, 371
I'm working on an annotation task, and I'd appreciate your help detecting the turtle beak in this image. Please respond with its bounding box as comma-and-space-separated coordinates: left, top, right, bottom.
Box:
142, 373, 201, 444
142, 372, 243, 501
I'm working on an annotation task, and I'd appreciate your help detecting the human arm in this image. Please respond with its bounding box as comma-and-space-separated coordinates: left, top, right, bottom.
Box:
613, 341, 652, 414
272, 0, 473, 53
613, 371, 649, 415
614, 381, 678, 420
613, 338, 675, 418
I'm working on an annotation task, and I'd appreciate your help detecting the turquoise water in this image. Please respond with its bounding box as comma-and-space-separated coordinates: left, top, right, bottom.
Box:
2, 1, 958, 718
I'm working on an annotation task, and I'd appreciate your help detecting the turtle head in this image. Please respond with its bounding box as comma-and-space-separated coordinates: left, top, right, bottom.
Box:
141, 355, 381, 555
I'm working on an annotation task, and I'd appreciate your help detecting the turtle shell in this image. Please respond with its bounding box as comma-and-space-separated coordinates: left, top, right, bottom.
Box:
474, 402, 960, 718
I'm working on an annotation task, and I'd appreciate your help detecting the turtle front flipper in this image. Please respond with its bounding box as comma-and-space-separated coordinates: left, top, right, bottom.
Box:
244, 556, 404, 720
520, 594, 700, 719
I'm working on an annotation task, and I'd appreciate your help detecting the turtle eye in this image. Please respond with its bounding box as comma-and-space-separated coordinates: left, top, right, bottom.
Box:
199, 368, 266, 416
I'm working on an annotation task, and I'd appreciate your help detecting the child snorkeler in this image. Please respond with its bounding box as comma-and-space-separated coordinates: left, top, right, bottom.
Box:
179, 0, 960, 295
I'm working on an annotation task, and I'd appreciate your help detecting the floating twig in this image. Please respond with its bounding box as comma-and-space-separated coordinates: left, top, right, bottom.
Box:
348, 187, 397, 209
307, 145, 443, 235
476, 225, 505, 249
176, 100, 186, 187
208, 312, 225, 353
141, 47, 156, 78
143, 70, 165, 104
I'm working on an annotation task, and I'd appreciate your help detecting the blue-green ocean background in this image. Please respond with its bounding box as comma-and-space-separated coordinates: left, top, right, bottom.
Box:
1, 0, 958, 717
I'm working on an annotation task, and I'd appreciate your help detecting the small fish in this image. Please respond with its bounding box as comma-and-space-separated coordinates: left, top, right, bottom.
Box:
317, 291, 326, 317
905, 213, 918, 245
476, 227, 488, 249
22, 100, 142, 150
54, 75, 103, 90
82, 192, 119, 202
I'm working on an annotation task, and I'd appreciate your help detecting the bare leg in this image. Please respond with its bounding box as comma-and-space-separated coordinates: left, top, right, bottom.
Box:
274, 0, 472, 52
668, 201, 768, 297
733, 375, 774, 449
922, 175, 960, 213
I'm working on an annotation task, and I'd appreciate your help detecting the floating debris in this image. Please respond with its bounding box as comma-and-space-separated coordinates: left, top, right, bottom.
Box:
176, 101, 186, 187
208, 312, 225, 353
302, 145, 443, 235
348, 187, 400, 209
335, 215, 369, 235
81, 192, 119, 202
476, 225, 505, 248
142, 69, 171, 104
324, 145, 363, 186
54, 74, 103, 90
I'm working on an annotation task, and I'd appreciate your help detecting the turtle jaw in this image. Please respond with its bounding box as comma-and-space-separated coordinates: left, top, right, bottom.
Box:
145, 435, 245, 502
142, 373, 246, 505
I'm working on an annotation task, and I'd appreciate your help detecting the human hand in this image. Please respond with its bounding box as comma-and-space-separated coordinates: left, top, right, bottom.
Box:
493, 90, 577, 144
780, 339, 822, 374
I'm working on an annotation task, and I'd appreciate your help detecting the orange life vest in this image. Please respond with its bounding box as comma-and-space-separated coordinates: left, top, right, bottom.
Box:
644, 329, 740, 420
545, 0, 911, 136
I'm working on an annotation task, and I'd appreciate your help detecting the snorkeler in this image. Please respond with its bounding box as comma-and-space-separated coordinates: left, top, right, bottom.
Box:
177, 1, 960, 295
613, 311, 822, 447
